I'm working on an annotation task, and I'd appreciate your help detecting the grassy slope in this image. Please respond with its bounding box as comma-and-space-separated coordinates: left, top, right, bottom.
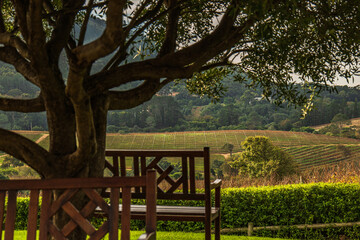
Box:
15, 130, 360, 169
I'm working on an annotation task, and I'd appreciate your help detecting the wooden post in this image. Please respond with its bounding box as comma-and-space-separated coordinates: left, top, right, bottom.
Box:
146, 170, 157, 235
248, 222, 254, 236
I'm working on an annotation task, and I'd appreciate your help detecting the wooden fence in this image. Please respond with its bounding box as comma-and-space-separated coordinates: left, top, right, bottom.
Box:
221, 221, 360, 236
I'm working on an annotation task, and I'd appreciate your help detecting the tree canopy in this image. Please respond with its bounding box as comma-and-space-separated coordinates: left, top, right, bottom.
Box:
231, 136, 299, 179
0, 0, 359, 181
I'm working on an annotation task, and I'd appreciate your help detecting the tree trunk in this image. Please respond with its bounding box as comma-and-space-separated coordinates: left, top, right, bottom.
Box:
49, 95, 109, 239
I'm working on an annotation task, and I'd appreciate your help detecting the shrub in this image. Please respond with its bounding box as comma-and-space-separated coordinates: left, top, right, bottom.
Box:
231, 136, 299, 179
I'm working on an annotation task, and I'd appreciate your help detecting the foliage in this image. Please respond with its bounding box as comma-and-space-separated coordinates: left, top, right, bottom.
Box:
231, 136, 298, 179
221, 143, 234, 157
0, 155, 24, 168
2, 80, 360, 133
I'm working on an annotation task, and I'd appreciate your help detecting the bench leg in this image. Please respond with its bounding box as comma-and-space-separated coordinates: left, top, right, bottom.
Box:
205, 220, 211, 240
215, 216, 220, 240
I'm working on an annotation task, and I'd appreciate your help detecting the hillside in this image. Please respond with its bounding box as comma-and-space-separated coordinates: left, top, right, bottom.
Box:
312, 117, 360, 130
16, 130, 360, 170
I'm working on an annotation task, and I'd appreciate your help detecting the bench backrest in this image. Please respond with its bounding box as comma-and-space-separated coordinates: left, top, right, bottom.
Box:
104, 147, 211, 201
0, 170, 156, 240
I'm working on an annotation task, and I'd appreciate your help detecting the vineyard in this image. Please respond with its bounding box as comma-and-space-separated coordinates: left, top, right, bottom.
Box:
15, 130, 360, 170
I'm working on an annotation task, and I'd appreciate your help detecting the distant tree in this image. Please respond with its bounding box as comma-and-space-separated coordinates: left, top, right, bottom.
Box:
246, 111, 264, 129
211, 159, 224, 179
218, 104, 239, 126
231, 136, 298, 179
221, 143, 234, 157
331, 113, 351, 130
149, 96, 183, 128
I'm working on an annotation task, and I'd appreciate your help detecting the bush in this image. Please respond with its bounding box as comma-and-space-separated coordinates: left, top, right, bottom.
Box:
231, 136, 299, 179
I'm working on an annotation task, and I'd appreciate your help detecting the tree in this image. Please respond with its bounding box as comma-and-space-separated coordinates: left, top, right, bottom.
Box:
221, 143, 234, 157
0, 1, 359, 238
331, 113, 351, 129
231, 136, 298, 179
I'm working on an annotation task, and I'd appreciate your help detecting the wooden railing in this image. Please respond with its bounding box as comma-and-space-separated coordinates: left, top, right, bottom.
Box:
0, 170, 157, 240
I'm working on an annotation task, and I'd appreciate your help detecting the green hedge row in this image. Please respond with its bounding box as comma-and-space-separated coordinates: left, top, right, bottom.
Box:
4, 183, 360, 239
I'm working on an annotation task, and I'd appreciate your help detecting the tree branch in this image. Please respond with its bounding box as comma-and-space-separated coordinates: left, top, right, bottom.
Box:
78, 0, 94, 46
46, 0, 85, 62
108, 78, 171, 110
0, 0, 6, 32
158, 0, 181, 57
0, 47, 39, 87
0, 32, 30, 59
0, 95, 45, 112
92, 2, 256, 95
157, 2, 253, 68
102, 5, 170, 71
0, 128, 52, 178
13, 0, 29, 41
27, 0, 48, 64
86, 59, 193, 95
73, 0, 126, 65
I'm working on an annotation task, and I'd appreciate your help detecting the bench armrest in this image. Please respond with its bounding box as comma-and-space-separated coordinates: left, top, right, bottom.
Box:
138, 232, 156, 240
210, 179, 222, 190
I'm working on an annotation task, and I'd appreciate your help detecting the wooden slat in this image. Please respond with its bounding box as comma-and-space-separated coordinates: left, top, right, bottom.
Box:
106, 149, 205, 157
145, 157, 162, 170
88, 221, 109, 240
62, 201, 97, 237
83, 188, 110, 215
141, 156, 147, 193
121, 187, 132, 240
0, 191, 5, 240
133, 156, 140, 176
182, 156, 188, 194
189, 156, 196, 194
0, 176, 147, 190
167, 176, 184, 194
27, 190, 39, 240
154, 165, 175, 186
104, 160, 114, 174
145, 170, 157, 235
157, 166, 173, 185
48, 223, 66, 240
134, 156, 140, 193
141, 156, 147, 175
112, 156, 119, 176
109, 188, 119, 240
39, 190, 52, 240
49, 189, 78, 217
120, 156, 126, 176
4, 190, 17, 240
62, 201, 96, 235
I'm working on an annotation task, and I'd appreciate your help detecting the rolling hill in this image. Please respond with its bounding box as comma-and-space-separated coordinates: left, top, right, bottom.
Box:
15, 130, 360, 170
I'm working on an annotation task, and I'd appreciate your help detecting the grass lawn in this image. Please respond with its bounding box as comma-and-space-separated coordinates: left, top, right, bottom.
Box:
7, 231, 289, 240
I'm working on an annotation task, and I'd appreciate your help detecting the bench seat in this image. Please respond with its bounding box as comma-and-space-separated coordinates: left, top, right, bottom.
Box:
97, 205, 220, 221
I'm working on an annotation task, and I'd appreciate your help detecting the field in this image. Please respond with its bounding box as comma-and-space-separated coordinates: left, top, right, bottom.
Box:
14, 130, 360, 170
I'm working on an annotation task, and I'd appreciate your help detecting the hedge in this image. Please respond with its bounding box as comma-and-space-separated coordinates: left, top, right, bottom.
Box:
3, 183, 360, 239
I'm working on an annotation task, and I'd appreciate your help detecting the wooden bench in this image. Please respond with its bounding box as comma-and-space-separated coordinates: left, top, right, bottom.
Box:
0, 170, 157, 240
103, 147, 221, 240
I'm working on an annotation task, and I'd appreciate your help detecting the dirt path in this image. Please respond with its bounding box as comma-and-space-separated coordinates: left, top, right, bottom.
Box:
36, 134, 49, 144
